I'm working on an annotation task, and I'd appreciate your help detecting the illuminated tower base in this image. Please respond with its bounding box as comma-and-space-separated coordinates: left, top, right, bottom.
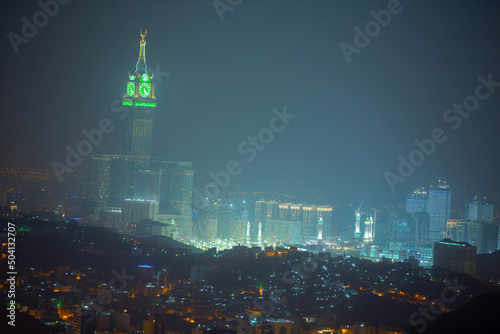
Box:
245, 221, 250, 246
364, 216, 374, 242
317, 217, 323, 241
258, 222, 262, 247
354, 213, 361, 239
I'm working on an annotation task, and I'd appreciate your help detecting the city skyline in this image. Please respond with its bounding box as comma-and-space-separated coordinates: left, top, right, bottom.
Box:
2, 3, 500, 332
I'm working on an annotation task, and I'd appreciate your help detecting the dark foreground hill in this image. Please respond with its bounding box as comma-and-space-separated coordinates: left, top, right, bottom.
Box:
405, 292, 500, 334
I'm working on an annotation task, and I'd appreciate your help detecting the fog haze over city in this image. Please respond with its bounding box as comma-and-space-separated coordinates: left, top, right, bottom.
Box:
1, 1, 500, 334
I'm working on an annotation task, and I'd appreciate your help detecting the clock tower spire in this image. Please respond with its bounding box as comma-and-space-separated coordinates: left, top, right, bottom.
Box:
136, 29, 147, 74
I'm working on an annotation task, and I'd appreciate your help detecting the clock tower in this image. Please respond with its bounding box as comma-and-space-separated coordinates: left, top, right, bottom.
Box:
122, 30, 156, 168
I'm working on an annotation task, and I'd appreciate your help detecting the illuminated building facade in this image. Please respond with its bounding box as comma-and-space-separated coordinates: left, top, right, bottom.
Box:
254, 201, 334, 242
89, 154, 112, 211
354, 212, 361, 239
406, 182, 451, 241
87, 33, 194, 229
151, 156, 194, 216
134, 169, 161, 202
265, 219, 302, 246
317, 217, 323, 240
427, 182, 451, 240
433, 239, 476, 276
255, 200, 279, 232
108, 154, 134, 210
467, 198, 494, 223
446, 219, 499, 254
258, 222, 263, 246
363, 215, 374, 241
122, 30, 156, 168
317, 206, 334, 239
166, 161, 194, 215
406, 187, 427, 213
122, 199, 159, 224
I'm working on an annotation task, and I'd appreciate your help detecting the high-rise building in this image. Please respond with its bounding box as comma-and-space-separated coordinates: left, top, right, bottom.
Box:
87, 33, 195, 224
255, 200, 278, 231
95, 313, 111, 332
108, 154, 134, 210
389, 210, 410, 241
151, 156, 194, 215
166, 161, 194, 215
122, 30, 156, 168
467, 198, 494, 223
406, 182, 451, 241
122, 199, 159, 224
406, 187, 428, 213
427, 182, 451, 240
410, 212, 430, 241
433, 239, 476, 276
89, 154, 112, 211
274, 203, 333, 240
89, 154, 135, 212
446, 219, 499, 254
133, 169, 161, 202
72, 307, 96, 334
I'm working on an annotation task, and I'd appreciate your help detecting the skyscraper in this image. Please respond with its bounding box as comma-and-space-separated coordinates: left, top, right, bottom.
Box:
427, 182, 451, 240
86, 32, 195, 239
133, 169, 162, 202
446, 219, 498, 254
255, 200, 278, 231
406, 187, 428, 213
122, 30, 156, 168
166, 161, 194, 216
88, 154, 112, 211
406, 182, 451, 241
467, 198, 494, 223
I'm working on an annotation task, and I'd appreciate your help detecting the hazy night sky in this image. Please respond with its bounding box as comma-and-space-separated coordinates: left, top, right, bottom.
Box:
1, 0, 500, 204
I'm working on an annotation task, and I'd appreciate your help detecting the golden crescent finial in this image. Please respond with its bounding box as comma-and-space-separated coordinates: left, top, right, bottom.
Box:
140, 29, 147, 42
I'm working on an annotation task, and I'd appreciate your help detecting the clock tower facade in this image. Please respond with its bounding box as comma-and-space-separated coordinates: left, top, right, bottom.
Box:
122, 30, 156, 168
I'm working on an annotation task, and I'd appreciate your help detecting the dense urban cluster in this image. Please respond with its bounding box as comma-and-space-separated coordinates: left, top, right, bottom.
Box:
1, 214, 498, 334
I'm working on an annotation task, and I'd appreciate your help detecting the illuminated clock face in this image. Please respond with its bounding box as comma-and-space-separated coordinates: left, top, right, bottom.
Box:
127, 82, 135, 96
141, 73, 149, 82
139, 83, 151, 97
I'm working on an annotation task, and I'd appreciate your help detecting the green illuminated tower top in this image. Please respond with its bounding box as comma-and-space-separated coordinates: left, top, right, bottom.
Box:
136, 30, 147, 73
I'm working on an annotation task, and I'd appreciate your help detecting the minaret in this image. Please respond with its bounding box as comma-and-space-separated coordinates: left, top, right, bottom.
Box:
354, 213, 361, 238
245, 221, 250, 246
317, 217, 323, 240
364, 215, 373, 241
258, 222, 262, 247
